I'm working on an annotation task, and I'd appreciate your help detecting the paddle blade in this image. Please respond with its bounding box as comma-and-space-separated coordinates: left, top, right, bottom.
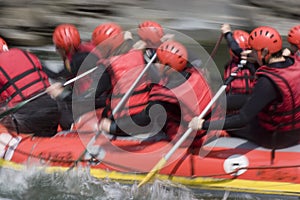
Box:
137, 157, 167, 188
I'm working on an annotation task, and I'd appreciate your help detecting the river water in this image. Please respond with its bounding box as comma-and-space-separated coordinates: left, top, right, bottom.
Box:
0, 166, 299, 200
0, 44, 299, 200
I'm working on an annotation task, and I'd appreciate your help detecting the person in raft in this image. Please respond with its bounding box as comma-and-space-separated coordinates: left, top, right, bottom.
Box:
46, 24, 110, 129
284, 24, 300, 62
189, 26, 300, 149
0, 37, 60, 137
90, 22, 155, 125
99, 40, 213, 146
221, 24, 259, 113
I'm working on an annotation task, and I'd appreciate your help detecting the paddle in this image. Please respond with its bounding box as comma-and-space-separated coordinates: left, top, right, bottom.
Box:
202, 33, 224, 68
0, 66, 98, 119
68, 53, 158, 170
111, 53, 157, 116
137, 58, 246, 188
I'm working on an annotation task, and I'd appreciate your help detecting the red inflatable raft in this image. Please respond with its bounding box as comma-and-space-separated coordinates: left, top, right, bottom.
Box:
0, 110, 299, 197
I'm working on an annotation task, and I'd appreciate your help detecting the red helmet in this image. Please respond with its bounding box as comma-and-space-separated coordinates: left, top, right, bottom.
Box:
233, 30, 250, 49
229, 30, 250, 58
249, 26, 282, 61
53, 24, 81, 54
157, 40, 188, 72
0, 37, 8, 52
287, 25, 300, 49
138, 20, 164, 46
92, 22, 124, 50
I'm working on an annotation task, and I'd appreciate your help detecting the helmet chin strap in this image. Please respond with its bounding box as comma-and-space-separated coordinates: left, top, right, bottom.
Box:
64, 59, 72, 73
258, 48, 269, 66
262, 58, 267, 65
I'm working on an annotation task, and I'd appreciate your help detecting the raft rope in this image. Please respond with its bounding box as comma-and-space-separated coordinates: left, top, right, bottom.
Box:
196, 164, 300, 179
1, 138, 300, 178
202, 33, 224, 68
0, 137, 92, 164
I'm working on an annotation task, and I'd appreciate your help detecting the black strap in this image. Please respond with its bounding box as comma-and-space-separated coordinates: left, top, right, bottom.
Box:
0, 50, 48, 104
22, 51, 47, 88
11, 114, 20, 134
0, 66, 25, 101
270, 131, 277, 165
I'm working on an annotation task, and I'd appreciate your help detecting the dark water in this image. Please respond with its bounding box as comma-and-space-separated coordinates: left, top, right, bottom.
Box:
1, 44, 299, 200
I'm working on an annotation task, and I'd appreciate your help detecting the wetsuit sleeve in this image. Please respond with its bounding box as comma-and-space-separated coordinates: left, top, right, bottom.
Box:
109, 101, 179, 136
70, 52, 99, 74
109, 111, 152, 136
226, 93, 250, 111
224, 32, 243, 57
93, 66, 112, 97
203, 76, 278, 129
94, 67, 111, 108
109, 101, 159, 135
67, 65, 111, 107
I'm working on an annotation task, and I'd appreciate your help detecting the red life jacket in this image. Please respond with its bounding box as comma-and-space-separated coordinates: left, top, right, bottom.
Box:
256, 61, 300, 132
149, 67, 212, 139
109, 49, 150, 118
224, 60, 256, 94
0, 48, 49, 106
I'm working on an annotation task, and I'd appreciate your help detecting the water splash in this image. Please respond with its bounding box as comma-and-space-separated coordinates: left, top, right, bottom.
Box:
129, 180, 197, 200
1, 167, 299, 200
0, 167, 197, 200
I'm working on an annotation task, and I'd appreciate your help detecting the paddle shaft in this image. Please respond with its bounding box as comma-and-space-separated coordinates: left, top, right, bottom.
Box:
0, 66, 98, 119
63, 66, 98, 86
202, 34, 224, 68
210, 34, 224, 59
112, 53, 157, 116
